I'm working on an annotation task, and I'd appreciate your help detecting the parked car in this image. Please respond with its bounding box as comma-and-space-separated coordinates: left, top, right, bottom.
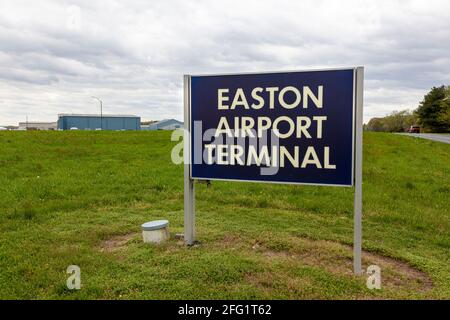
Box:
407, 125, 420, 133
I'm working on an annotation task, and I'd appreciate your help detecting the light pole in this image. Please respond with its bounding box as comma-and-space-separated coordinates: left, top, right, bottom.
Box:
92, 96, 103, 130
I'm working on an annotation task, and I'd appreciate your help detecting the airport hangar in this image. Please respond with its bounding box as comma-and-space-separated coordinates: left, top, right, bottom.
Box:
57, 114, 141, 130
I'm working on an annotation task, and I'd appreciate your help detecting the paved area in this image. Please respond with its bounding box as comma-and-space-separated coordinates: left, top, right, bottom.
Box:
398, 133, 450, 144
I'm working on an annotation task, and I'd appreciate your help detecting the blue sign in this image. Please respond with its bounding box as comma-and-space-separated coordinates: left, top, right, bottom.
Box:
189, 68, 356, 186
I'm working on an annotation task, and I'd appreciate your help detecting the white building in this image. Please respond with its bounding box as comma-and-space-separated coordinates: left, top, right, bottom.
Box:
18, 122, 57, 130
141, 119, 183, 130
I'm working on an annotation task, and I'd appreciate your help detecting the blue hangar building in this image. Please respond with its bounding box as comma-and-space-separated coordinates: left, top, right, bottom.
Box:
57, 114, 141, 131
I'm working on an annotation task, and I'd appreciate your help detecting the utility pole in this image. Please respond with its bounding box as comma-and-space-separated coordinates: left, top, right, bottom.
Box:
92, 96, 103, 130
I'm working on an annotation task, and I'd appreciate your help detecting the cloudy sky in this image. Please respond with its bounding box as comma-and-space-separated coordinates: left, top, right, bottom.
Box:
1, 0, 449, 125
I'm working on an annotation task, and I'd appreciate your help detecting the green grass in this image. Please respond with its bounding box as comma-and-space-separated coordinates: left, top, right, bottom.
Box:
0, 131, 448, 299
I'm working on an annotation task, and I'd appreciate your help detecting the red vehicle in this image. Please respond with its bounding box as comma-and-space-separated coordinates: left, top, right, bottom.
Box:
407, 125, 420, 133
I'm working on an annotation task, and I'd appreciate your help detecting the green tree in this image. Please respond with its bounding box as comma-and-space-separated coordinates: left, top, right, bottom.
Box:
366, 117, 384, 132
382, 110, 410, 132
366, 110, 417, 132
436, 86, 450, 131
416, 86, 450, 132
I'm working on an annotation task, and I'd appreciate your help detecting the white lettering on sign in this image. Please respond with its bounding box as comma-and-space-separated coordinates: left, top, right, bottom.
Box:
203, 144, 335, 169
217, 86, 323, 110
214, 116, 327, 139
206, 85, 335, 169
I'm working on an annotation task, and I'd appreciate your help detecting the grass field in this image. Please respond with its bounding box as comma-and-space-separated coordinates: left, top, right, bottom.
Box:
0, 131, 448, 299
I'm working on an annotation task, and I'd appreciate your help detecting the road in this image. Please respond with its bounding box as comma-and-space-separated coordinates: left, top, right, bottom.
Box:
398, 133, 450, 144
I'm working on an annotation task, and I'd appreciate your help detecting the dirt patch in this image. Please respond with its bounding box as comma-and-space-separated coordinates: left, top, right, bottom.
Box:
217, 234, 433, 294
99, 233, 139, 253
244, 270, 317, 299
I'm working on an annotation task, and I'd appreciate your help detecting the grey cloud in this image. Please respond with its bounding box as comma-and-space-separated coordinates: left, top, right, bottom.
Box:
0, 0, 449, 125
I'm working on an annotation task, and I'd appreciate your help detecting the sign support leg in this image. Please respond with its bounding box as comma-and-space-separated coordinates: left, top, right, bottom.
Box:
354, 67, 364, 275
184, 176, 195, 245
184, 75, 195, 245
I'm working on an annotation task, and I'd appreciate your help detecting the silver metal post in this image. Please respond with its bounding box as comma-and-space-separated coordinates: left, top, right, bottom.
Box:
92, 96, 103, 130
184, 75, 195, 245
100, 100, 103, 130
354, 66, 364, 275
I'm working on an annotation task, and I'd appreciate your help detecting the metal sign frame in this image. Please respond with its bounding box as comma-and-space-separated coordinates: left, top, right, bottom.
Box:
184, 67, 364, 275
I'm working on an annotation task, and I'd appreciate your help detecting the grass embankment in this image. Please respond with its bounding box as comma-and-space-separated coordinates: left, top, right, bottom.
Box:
0, 131, 448, 299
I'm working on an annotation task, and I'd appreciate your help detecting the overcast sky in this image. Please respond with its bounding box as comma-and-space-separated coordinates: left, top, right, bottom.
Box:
1, 0, 449, 125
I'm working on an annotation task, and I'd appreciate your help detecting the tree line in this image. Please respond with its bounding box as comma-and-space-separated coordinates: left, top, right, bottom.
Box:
366, 85, 450, 133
